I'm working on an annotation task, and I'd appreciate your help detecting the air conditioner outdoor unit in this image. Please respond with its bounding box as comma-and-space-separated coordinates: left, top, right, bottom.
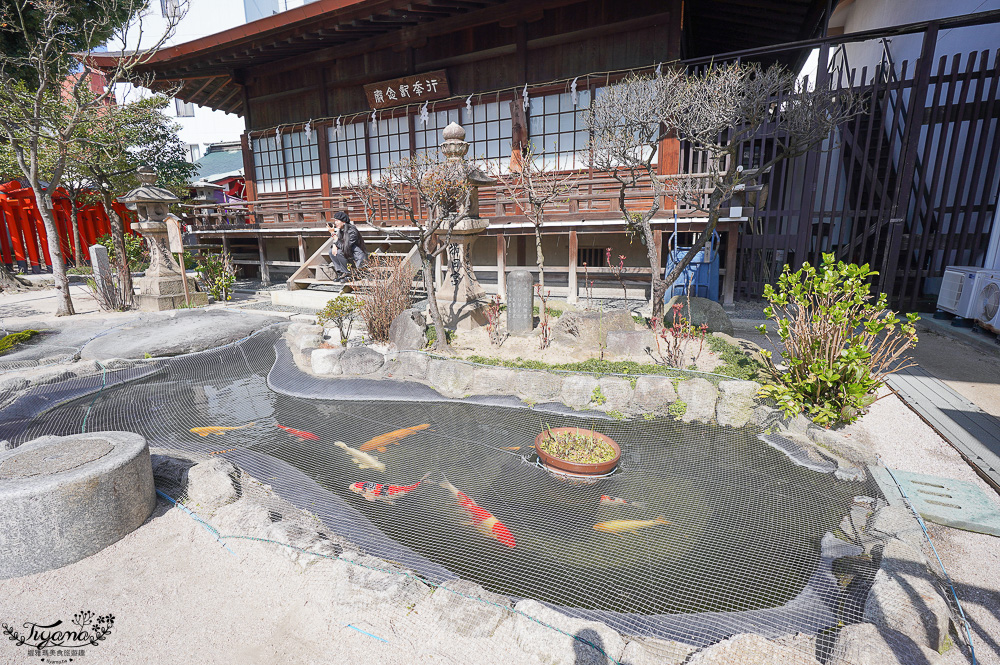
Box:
936, 266, 984, 318
973, 269, 1000, 335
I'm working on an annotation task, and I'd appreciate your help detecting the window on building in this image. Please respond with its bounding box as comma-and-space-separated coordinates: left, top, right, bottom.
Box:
328, 121, 366, 189
368, 115, 411, 176
187, 144, 202, 162
460, 100, 512, 168
578, 247, 607, 268
282, 130, 321, 191
252, 135, 284, 193
528, 90, 592, 170
174, 98, 196, 117
414, 108, 460, 158
252, 130, 320, 194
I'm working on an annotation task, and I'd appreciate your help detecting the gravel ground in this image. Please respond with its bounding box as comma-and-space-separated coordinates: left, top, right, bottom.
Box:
844, 391, 1000, 665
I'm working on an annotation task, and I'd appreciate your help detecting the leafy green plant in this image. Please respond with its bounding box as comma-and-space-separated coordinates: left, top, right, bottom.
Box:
425, 326, 456, 348
591, 385, 607, 405
667, 400, 687, 418
756, 254, 918, 427
196, 251, 236, 302
97, 233, 148, 271
317, 295, 360, 345
607, 410, 626, 421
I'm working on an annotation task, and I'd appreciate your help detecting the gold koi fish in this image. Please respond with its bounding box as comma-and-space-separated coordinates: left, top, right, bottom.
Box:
360, 424, 431, 452
190, 423, 255, 437
334, 441, 385, 472
593, 516, 670, 534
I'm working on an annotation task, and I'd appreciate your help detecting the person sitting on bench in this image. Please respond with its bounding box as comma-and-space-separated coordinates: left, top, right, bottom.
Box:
327, 211, 367, 281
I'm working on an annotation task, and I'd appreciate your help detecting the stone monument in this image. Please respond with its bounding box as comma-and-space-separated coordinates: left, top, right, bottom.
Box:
432, 122, 496, 331
506, 269, 534, 333
120, 166, 208, 311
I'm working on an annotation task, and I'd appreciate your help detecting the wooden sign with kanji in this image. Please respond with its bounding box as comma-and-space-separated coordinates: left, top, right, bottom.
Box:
364, 70, 450, 110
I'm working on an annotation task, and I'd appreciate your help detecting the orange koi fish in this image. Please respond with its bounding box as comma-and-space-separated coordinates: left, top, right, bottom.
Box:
600, 495, 645, 508
209, 448, 237, 456
350, 472, 431, 504
594, 517, 670, 534
190, 423, 255, 437
440, 477, 516, 548
500, 446, 521, 451
359, 424, 431, 452
277, 424, 320, 441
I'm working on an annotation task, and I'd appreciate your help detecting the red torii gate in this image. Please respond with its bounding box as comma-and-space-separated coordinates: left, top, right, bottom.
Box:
0, 181, 136, 272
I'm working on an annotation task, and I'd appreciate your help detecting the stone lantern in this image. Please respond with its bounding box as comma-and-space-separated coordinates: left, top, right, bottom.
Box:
119, 166, 208, 311
432, 122, 496, 330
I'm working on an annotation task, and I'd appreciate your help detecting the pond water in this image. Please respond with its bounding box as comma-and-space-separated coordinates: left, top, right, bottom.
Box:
1, 339, 862, 616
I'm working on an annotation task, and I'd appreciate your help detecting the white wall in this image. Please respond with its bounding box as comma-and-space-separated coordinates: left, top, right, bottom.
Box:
831, 0, 1000, 76
108, 1, 248, 162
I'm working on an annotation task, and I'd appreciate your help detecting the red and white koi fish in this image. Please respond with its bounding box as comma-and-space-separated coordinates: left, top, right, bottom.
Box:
600, 495, 645, 508
349, 472, 431, 504
440, 477, 516, 548
277, 424, 320, 441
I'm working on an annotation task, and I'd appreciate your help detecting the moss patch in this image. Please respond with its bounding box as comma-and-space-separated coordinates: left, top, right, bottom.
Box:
0, 330, 39, 355
668, 400, 687, 418
705, 336, 765, 381
463, 355, 694, 381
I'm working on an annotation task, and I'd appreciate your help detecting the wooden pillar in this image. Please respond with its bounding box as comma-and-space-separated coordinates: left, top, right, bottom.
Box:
258, 235, 270, 284
496, 234, 507, 299
567, 230, 579, 304
723, 224, 737, 307
221, 234, 231, 256
297, 234, 306, 263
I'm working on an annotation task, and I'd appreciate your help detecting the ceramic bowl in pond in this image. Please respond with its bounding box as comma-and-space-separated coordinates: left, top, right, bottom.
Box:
534, 427, 621, 476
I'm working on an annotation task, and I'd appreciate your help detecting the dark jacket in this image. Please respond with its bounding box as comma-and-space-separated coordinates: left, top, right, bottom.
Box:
333, 223, 367, 265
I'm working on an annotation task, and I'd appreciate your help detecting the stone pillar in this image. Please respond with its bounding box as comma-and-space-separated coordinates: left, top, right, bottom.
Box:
89, 244, 114, 297
506, 269, 534, 334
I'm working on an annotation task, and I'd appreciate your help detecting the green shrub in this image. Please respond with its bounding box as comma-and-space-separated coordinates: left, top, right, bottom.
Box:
425, 326, 456, 348
97, 233, 148, 271
756, 254, 918, 427
196, 251, 236, 301
0, 330, 39, 355
591, 385, 607, 405
317, 295, 360, 345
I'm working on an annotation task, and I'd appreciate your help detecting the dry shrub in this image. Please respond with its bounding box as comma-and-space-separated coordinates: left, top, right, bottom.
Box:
350, 254, 415, 343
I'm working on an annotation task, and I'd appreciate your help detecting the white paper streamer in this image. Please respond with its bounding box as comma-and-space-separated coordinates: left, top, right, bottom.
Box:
275, 126, 281, 144
570, 77, 579, 106
655, 62, 662, 77
370, 110, 377, 131
522, 84, 529, 111
304, 120, 312, 141
420, 101, 429, 125
334, 116, 342, 137
465, 94, 473, 115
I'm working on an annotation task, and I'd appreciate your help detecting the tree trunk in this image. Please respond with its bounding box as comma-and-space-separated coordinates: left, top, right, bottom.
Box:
101, 189, 134, 296
419, 242, 449, 352
70, 199, 84, 266
33, 188, 75, 316
0, 265, 31, 293
534, 225, 546, 320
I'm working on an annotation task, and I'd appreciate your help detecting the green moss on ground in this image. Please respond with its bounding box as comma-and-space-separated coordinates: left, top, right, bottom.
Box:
463, 355, 694, 380
705, 335, 766, 381
0, 330, 39, 355
668, 400, 687, 418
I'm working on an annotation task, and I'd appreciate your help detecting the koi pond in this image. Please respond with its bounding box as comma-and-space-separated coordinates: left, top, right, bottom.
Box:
0, 332, 869, 628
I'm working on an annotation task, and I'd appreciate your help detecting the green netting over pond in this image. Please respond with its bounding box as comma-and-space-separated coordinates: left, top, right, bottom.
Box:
0, 327, 887, 647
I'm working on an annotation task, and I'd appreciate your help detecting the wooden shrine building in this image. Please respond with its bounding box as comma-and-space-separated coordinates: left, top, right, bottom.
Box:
93, 0, 836, 305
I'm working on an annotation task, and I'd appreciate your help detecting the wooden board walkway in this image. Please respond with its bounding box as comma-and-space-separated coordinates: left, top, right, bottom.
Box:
887, 366, 1000, 492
